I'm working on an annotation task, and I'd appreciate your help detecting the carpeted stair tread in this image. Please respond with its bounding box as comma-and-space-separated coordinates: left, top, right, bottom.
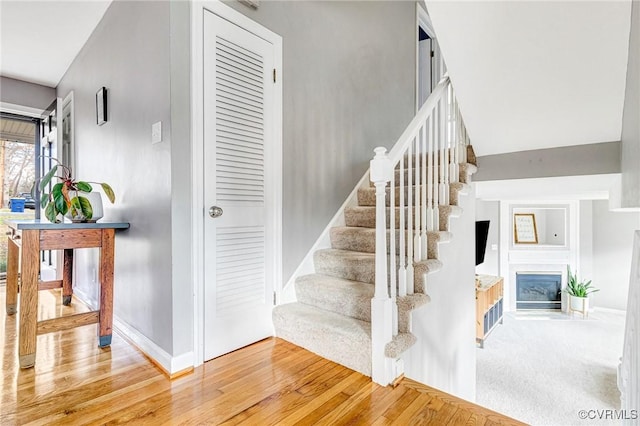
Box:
397, 293, 431, 332
296, 273, 373, 322
369, 162, 477, 187
385, 332, 417, 358
414, 259, 443, 293
273, 149, 477, 378
449, 182, 471, 206
439, 205, 463, 232
314, 249, 442, 285
358, 184, 469, 207
345, 205, 462, 231
273, 302, 372, 376
330, 226, 452, 259
314, 249, 376, 283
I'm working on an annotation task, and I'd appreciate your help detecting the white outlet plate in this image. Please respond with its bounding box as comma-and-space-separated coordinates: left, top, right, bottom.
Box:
151, 121, 162, 144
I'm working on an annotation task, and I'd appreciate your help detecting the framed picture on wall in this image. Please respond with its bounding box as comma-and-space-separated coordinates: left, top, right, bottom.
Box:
514, 213, 538, 244
96, 87, 107, 126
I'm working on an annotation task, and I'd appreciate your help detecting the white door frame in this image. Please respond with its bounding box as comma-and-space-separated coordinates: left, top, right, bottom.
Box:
190, 0, 282, 367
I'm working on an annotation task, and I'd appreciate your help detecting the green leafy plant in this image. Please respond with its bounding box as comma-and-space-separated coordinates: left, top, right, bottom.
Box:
565, 265, 598, 298
38, 159, 115, 223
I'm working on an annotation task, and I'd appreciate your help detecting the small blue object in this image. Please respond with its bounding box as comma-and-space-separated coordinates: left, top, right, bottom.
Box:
10, 198, 25, 213
99, 334, 112, 347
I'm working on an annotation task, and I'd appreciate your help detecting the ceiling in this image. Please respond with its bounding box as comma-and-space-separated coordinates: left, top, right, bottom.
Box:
426, 0, 633, 157
0, 117, 36, 144
0, 1, 112, 88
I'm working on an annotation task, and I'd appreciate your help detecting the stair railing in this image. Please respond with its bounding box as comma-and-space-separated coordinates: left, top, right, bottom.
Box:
369, 75, 470, 385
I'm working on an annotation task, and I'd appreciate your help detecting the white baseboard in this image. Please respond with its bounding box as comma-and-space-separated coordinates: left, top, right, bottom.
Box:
592, 306, 626, 315
72, 287, 193, 375
280, 169, 371, 303
113, 316, 193, 375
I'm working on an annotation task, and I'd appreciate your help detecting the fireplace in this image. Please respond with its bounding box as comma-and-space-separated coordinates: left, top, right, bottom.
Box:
516, 272, 562, 310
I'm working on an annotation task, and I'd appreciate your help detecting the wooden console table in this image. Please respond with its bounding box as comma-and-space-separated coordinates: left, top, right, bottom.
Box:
5, 220, 130, 368
476, 274, 504, 348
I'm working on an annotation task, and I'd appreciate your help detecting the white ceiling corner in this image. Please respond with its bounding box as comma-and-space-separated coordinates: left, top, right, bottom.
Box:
0, 0, 113, 88
426, 0, 633, 157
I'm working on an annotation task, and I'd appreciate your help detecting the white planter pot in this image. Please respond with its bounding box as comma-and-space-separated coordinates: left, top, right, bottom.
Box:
569, 295, 589, 316
66, 191, 104, 222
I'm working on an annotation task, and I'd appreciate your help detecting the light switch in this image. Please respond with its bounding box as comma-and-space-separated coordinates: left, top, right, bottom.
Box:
152, 121, 162, 144
491, 244, 498, 251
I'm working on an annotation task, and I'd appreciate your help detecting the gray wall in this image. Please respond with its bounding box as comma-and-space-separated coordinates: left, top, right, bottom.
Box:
475, 142, 621, 182
224, 0, 416, 281
592, 200, 640, 310
169, 0, 193, 357
475, 199, 500, 276
621, 0, 640, 208
0, 76, 55, 110
56, 1, 174, 354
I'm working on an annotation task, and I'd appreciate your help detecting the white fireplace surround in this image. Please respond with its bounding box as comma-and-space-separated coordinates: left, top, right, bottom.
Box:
500, 201, 579, 312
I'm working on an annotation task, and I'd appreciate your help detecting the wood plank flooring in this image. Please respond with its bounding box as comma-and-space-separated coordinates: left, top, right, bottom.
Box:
1, 287, 525, 425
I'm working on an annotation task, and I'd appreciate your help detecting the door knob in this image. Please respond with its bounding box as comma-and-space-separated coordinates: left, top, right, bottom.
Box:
209, 206, 224, 218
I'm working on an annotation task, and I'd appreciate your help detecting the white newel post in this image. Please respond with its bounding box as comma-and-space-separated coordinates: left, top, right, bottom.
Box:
370, 147, 394, 386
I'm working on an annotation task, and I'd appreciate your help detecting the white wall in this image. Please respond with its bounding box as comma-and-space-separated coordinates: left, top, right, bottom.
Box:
592, 200, 640, 310
579, 200, 594, 288
405, 186, 476, 401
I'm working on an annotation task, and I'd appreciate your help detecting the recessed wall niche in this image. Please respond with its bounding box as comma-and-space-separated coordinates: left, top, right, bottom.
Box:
512, 206, 568, 247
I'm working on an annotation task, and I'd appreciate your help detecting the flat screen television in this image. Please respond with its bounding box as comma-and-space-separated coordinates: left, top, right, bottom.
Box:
475, 220, 490, 266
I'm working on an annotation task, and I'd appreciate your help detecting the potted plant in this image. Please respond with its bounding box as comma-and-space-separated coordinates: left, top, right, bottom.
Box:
565, 265, 598, 316
38, 159, 115, 223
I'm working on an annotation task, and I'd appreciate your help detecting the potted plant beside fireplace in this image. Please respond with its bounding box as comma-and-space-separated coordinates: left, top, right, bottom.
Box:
565, 266, 598, 317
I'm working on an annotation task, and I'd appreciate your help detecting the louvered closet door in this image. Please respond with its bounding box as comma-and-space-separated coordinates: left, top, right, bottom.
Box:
203, 10, 276, 361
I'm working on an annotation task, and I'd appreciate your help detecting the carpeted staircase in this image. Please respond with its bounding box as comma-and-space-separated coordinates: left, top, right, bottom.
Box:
273, 161, 477, 376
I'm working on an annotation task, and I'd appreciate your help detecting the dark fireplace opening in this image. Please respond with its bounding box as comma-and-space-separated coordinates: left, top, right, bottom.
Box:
516, 273, 562, 310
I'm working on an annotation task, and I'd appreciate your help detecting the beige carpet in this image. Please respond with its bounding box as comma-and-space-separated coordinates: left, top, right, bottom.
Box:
476, 308, 625, 426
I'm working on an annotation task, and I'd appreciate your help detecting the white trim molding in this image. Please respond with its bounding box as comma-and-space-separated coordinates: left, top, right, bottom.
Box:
0, 101, 45, 118
113, 317, 194, 375
618, 230, 640, 425
191, 0, 283, 367
72, 286, 192, 375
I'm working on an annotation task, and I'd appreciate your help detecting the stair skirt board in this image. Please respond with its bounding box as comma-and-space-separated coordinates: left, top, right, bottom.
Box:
273, 161, 476, 379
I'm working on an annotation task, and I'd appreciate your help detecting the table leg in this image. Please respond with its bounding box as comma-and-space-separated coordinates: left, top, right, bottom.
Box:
6, 238, 19, 315
98, 229, 115, 347
19, 230, 40, 368
62, 249, 74, 306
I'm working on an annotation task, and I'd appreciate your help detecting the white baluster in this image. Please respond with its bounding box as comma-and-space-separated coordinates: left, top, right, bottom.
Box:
438, 96, 447, 206
420, 123, 428, 260
389, 172, 397, 336
433, 102, 440, 231
398, 155, 406, 298
406, 141, 414, 295
414, 134, 421, 264
427, 114, 434, 233
449, 85, 459, 185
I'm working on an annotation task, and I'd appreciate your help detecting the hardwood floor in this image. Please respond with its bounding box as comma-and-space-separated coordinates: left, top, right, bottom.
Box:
1, 287, 524, 425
